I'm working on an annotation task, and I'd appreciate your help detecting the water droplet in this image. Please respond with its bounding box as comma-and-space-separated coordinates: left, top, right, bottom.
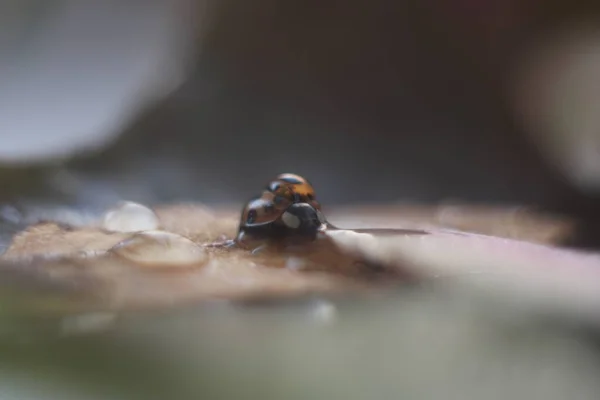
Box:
102, 201, 159, 232
110, 230, 207, 268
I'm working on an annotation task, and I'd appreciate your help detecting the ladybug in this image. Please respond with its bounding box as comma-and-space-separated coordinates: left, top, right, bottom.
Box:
206, 172, 428, 250
266, 173, 320, 208
235, 174, 328, 247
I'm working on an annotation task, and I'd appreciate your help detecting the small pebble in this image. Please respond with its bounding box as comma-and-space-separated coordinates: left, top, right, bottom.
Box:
102, 201, 160, 232
110, 230, 207, 268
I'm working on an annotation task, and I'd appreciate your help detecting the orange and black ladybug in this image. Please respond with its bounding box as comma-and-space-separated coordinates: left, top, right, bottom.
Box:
236, 173, 327, 246
205, 172, 428, 250
266, 173, 320, 208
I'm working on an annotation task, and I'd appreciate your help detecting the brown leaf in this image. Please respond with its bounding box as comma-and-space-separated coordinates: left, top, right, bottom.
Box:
0, 203, 587, 319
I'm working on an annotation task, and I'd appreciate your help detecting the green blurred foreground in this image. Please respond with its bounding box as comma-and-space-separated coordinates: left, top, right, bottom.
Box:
0, 283, 599, 400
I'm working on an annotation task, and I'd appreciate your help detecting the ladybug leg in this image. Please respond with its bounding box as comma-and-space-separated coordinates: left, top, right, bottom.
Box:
251, 244, 268, 255
325, 222, 339, 230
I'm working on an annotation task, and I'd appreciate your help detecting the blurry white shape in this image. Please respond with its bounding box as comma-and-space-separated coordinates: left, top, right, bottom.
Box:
311, 300, 337, 324
326, 228, 600, 325
103, 201, 160, 232
285, 256, 306, 270
0, 0, 201, 164
512, 24, 600, 193
61, 312, 117, 335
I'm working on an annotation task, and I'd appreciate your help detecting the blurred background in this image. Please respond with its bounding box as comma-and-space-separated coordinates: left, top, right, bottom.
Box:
4, 1, 600, 398
2, 0, 600, 245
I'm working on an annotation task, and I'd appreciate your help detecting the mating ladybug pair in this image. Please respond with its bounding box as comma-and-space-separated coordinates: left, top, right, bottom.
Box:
236, 173, 330, 245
